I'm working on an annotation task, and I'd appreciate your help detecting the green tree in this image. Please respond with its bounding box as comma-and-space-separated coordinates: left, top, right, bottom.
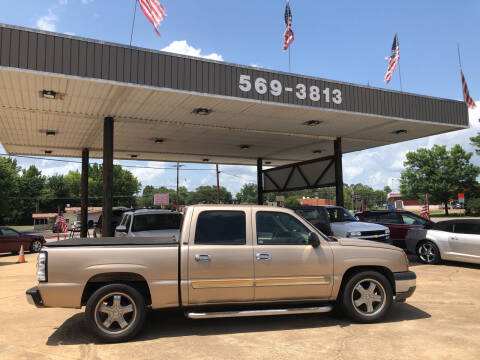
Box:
400, 145, 480, 215
140, 185, 188, 207
383, 185, 392, 194
236, 183, 257, 203
0, 157, 19, 224
283, 196, 300, 207
187, 185, 232, 204
15, 165, 46, 224
470, 133, 480, 155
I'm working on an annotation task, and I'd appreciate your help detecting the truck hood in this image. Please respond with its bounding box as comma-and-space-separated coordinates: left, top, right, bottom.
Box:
336, 237, 398, 250
332, 221, 388, 231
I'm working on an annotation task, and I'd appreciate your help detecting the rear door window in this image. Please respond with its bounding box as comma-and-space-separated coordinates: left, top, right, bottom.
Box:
401, 214, 426, 226
453, 222, 480, 235
132, 213, 183, 232
376, 213, 403, 224
195, 211, 246, 245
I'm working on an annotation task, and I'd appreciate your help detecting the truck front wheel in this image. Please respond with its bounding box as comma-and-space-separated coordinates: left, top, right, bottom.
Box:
85, 283, 146, 342
341, 271, 393, 323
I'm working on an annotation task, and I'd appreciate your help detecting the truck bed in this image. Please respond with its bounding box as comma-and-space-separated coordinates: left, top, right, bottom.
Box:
45, 237, 178, 247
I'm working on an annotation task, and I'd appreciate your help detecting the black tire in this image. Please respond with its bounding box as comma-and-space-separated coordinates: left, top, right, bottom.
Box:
85, 283, 146, 342
341, 271, 393, 323
417, 241, 441, 264
30, 240, 43, 253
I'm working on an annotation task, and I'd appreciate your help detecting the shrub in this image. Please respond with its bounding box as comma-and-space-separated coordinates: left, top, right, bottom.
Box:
465, 198, 480, 216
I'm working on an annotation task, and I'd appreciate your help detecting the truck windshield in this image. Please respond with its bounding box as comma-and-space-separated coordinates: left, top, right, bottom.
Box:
326, 207, 357, 222
132, 213, 182, 232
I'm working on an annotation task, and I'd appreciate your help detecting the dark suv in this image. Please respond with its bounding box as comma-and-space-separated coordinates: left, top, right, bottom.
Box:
356, 210, 435, 248
287, 206, 333, 235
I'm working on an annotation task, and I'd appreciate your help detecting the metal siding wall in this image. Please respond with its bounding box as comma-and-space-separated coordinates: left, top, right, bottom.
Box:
0, 26, 468, 127
10, 29, 19, 68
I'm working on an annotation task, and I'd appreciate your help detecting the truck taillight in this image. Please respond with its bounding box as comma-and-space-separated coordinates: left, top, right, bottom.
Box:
37, 251, 47, 282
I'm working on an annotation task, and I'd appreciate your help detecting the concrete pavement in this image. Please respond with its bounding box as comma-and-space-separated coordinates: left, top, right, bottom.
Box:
0, 252, 479, 360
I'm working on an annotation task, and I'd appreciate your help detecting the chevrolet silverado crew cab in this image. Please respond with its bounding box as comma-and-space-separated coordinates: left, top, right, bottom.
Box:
26, 205, 416, 342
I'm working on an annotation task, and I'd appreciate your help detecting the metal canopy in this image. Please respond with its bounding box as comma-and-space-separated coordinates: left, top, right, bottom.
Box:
0, 23, 469, 166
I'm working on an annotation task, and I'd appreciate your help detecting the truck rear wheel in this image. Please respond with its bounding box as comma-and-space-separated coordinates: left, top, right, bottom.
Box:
341, 271, 392, 323
85, 283, 146, 342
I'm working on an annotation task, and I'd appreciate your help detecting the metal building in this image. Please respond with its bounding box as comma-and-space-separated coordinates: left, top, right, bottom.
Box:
0, 24, 469, 236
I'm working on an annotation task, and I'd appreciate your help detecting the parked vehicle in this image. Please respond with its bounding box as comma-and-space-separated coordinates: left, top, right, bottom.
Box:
26, 205, 415, 342
93, 208, 131, 237
291, 205, 390, 243
115, 209, 182, 239
406, 219, 480, 264
356, 210, 435, 248
0, 226, 45, 254
288, 206, 332, 235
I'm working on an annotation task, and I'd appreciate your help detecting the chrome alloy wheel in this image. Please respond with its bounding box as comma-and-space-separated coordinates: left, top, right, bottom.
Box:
351, 278, 386, 316
418, 242, 437, 263
94, 292, 137, 335
31, 240, 42, 252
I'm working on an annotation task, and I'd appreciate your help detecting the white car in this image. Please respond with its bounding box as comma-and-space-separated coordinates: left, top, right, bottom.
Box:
406, 219, 480, 264
114, 209, 183, 240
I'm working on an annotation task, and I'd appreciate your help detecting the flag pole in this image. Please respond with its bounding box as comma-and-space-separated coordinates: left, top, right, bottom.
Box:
288, 47, 291, 73
129, 0, 138, 46
457, 43, 463, 70
397, 33, 403, 92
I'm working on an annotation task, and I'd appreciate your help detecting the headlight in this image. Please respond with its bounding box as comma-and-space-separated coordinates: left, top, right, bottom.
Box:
347, 231, 362, 237
37, 252, 47, 282
385, 228, 390, 235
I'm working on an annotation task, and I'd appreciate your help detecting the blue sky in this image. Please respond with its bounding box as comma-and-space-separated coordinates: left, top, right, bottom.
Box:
0, 0, 479, 195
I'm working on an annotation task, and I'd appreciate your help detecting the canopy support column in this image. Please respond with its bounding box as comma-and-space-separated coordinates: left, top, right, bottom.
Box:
334, 138, 344, 207
80, 148, 89, 238
257, 158, 263, 205
102, 117, 114, 237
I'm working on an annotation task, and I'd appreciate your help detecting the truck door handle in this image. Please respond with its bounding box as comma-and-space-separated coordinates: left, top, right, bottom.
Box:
256, 253, 272, 261
449, 237, 457, 241
195, 254, 211, 262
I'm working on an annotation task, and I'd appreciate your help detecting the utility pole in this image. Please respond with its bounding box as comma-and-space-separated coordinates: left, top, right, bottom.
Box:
216, 164, 221, 204
174, 162, 184, 209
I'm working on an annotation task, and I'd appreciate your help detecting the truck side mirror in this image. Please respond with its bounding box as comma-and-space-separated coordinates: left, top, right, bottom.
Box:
308, 232, 321, 248
115, 225, 127, 233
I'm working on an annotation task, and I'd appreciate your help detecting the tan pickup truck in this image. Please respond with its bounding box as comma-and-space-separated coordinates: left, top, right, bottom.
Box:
26, 205, 416, 342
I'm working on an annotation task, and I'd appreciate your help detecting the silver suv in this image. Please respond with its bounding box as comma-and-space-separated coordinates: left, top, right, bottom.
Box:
114, 209, 183, 240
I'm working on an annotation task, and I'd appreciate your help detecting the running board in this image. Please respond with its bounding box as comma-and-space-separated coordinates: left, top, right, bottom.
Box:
186, 305, 333, 319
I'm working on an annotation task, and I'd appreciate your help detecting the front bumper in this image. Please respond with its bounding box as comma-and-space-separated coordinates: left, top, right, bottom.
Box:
26, 286, 45, 308
394, 271, 416, 302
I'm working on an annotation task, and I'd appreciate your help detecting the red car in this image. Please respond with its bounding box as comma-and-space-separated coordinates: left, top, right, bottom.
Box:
0, 226, 45, 254
355, 210, 435, 249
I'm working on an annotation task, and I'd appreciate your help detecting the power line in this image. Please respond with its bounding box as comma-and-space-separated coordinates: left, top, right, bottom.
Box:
0, 153, 217, 171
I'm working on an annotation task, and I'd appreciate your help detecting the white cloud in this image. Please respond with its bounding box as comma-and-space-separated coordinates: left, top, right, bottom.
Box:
161, 40, 224, 61
36, 9, 58, 32
129, 161, 166, 187
343, 102, 480, 191
64, 32, 75, 36
41, 162, 80, 177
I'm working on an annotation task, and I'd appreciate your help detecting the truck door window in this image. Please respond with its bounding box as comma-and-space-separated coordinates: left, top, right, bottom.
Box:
256, 212, 310, 245
194, 211, 246, 245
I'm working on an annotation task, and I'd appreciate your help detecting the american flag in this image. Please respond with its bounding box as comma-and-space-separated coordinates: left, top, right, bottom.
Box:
461, 70, 476, 109
419, 194, 430, 220
384, 33, 400, 84
138, 0, 167, 37
57, 211, 68, 233
283, 0, 294, 51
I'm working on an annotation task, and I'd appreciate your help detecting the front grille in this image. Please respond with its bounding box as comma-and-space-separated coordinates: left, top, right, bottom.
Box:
360, 230, 387, 237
